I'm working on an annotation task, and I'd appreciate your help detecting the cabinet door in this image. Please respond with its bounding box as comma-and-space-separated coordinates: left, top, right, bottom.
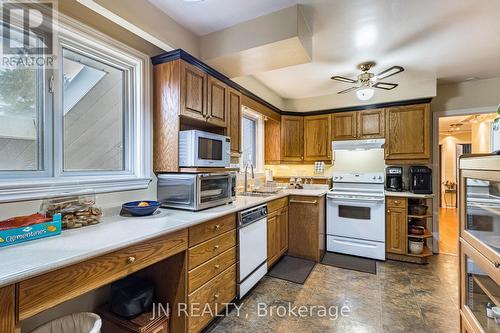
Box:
386, 206, 407, 254
288, 196, 320, 261
332, 112, 357, 140
304, 114, 331, 161
228, 88, 241, 155
357, 108, 385, 139
0, 285, 16, 333
267, 211, 281, 267
265, 118, 281, 164
280, 116, 304, 162
385, 104, 431, 161
207, 76, 228, 127
180, 61, 207, 122
279, 207, 289, 255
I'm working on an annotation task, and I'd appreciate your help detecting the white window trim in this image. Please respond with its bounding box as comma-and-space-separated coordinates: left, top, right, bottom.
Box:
241, 107, 264, 173
0, 14, 152, 203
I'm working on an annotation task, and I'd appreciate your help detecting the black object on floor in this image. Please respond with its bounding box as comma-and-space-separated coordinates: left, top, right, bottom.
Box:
321, 252, 377, 274
267, 256, 316, 284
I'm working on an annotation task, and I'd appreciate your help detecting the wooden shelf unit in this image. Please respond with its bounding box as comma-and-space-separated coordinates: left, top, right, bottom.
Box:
408, 230, 433, 239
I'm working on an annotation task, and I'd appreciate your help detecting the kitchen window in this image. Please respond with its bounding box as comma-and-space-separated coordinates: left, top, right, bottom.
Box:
240, 107, 264, 172
0, 15, 151, 202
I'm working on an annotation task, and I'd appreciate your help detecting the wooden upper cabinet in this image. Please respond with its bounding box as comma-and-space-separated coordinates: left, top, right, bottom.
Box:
357, 108, 385, 139
385, 104, 431, 161
265, 118, 281, 164
332, 112, 357, 140
207, 76, 228, 127
180, 61, 207, 122
304, 114, 331, 161
227, 88, 241, 155
280, 115, 304, 162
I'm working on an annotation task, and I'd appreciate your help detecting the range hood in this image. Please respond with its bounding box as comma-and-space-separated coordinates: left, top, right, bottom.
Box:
332, 139, 385, 151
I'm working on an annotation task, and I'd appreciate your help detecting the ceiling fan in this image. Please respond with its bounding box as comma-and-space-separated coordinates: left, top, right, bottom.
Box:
331, 62, 404, 101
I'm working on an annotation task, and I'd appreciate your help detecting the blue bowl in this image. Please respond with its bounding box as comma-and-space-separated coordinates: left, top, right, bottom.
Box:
122, 201, 161, 216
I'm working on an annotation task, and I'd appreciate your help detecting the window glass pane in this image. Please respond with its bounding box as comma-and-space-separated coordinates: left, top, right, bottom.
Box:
241, 116, 256, 167
62, 48, 125, 171
0, 29, 42, 171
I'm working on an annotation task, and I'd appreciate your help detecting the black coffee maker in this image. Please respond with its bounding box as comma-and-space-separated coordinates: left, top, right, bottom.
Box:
386, 166, 403, 192
410, 166, 432, 194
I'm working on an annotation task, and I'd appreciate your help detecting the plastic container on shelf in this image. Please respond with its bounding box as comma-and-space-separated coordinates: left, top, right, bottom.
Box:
29, 312, 102, 333
40, 190, 102, 230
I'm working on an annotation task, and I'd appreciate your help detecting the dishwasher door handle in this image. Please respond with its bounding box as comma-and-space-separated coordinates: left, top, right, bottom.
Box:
290, 199, 318, 205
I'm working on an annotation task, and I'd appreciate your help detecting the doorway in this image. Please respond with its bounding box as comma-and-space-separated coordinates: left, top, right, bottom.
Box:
436, 112, 498, 255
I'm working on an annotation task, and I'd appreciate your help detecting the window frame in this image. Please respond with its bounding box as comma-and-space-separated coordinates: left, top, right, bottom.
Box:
240, 107, 264, 173
0, 14, 151, 202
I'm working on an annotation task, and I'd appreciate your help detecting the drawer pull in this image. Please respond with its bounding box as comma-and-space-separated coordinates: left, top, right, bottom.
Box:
387, 210, 390, 213
393, 200, 400, 204
214, 245, 220, 250
213, 293, 220, 300
214, 224, 221, 230
126, 256, 136, 264
290, 199, 317, 205
214, 264, 220, 269
495, 261, 500, 268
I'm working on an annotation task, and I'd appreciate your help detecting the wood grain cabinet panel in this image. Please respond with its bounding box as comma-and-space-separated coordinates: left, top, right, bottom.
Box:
267, 197, 288, 214
267, 210, 281, 267
288, 195, 325, 262
207, 76, 228, 127
385, 104, 431, 161
332, 112, 357, 140
19, 230, 188, 320
188, 246, 236, 293
304, 114, 331, 161
279, 207, 289, 255
281, 115, 304, 162
265, 118, 281, 164
180, 61, 207, 122
188, 213, 236, 247
357, 108, 385, 139
386, 205, 407, 255
188, 230, 236, 270
228, 87, 242, 155
187, 265, 236, 333
0, 285, 17, 333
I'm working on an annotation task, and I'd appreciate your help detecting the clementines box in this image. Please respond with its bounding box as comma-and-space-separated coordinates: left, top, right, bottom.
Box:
0, 214, 62, 248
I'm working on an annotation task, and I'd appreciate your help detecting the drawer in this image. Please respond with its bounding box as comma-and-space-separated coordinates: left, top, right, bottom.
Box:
188, 246, 236, 294
386, 197, 407, 208
188, 264, 236, 333
188, 230, 236, 270
189, 214, 236, 247
267, 196, 289, 213
19, 229, 188, 320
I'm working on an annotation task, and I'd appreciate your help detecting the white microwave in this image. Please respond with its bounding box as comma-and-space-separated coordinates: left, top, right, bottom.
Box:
179, 130, 231, 168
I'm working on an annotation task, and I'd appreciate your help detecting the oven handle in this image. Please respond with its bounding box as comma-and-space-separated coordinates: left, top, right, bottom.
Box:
327, 195, 385, 205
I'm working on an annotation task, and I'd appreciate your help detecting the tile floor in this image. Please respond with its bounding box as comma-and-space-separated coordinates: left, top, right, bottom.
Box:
207, 255, 459, 333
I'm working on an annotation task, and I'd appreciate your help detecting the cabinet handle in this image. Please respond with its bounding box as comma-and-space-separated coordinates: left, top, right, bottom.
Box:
290, 199, 317, 205
214, 293, 220, 300
214, 264, 220, 269
301, 156, 304, 160
126, 256, 136, 264
387, 210, 391, 213
495, 261, 500, 269
393, 200, 400, 204
213, 245, 220, 250
214, 224, 221, 230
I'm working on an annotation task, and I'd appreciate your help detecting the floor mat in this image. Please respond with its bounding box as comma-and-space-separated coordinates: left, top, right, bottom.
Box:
267, 256, 316, 284
321, 252, 377, 274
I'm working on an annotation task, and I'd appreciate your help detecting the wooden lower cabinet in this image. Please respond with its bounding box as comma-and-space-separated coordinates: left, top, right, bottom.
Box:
267, 206, 289, 267
0, 285, 17, 333
385, 206, 407, 255
288, 195, 325, 262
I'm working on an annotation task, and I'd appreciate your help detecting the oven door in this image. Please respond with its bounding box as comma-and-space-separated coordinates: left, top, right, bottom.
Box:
327, 195, 385, 242
197, 174, 232, 210
194, 132, 229, 167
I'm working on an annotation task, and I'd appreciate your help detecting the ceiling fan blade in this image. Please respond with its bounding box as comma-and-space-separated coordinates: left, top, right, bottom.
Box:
375, 66, 404, 80
331, 75, 357, 84
373, 82, 398, 90
337, 86, 359, 94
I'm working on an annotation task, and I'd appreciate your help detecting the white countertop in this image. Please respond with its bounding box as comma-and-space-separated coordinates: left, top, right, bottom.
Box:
385, 191, 434, 199
0, 189, 327, 288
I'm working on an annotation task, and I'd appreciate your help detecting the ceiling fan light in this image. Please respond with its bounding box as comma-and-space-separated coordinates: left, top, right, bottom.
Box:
356, 88, 374, 101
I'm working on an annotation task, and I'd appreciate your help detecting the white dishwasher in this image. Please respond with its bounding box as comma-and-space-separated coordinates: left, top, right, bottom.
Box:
238, 204, 268, 298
